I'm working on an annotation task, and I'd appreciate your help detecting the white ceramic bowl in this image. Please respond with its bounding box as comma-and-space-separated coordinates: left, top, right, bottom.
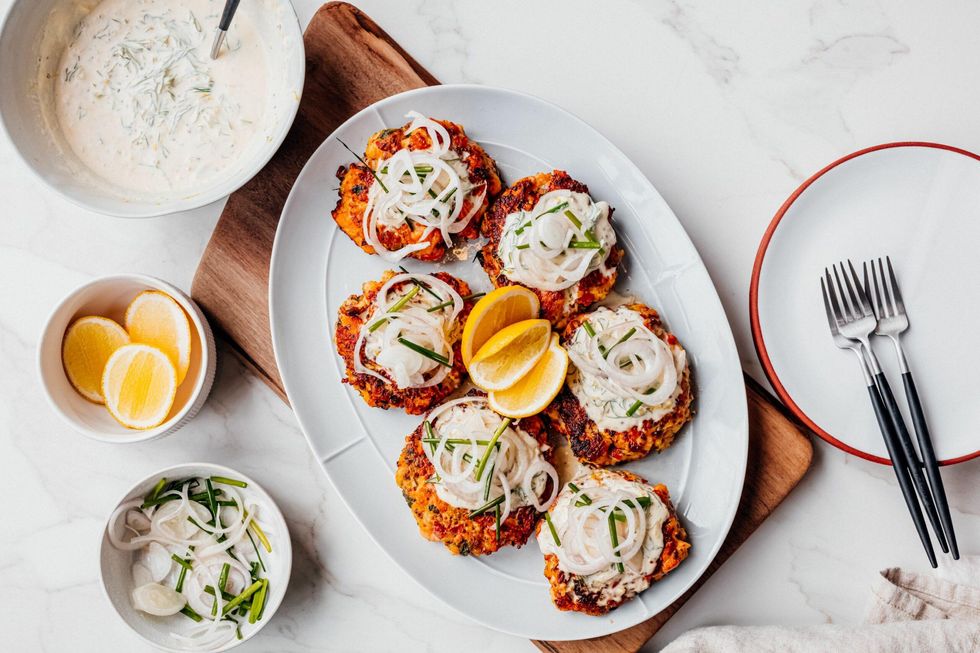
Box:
100, 463, 292, 652
0, 0, 304, 218
38, 274, 217, 443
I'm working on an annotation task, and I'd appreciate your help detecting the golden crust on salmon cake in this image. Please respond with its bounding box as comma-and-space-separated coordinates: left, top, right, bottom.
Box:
332, 114, 502, 262
545, 303, 694, 465
478, 170, 623, 329
334, 270, 479, 414
395, 391, 559, 556
536, 468, 690, 615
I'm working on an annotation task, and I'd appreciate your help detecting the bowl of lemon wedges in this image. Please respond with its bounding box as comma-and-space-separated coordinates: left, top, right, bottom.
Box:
38, 274, 216, 443
460, 286, 568, 419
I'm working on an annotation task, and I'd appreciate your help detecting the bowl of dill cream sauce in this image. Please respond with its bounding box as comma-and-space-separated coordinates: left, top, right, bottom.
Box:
0, 0, 304, 217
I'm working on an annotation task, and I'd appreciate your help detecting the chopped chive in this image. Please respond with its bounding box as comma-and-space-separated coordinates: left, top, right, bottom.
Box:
624, 496, 652, 509
484, 462, 495, 501
563, 209, 583, 230
545, 512, 561, 546
608, 512, 625, 573
249, 579, 269, 623
144, 477, 167, 504
337, 138, 387, 192
249, 562, 260, 583
369, 285, 420, 332
246, 527, 267, 573
141, 494, 180, 508
204, 585, 236, 601
516, 244, 530, 250
423, 420, 437, 454
171, 554, 192, 571
626, 388, 656, 417
245, 512, 272, 553
569, 482, 593, 506
211, 476, 248, 488
469, 495, 504, 518
426, 292, 485, 312
568, 240, 602, 249
604, 328, 636, 359
494, 505, 501, 543
217, 500, 237, 507
180, 606, 203, 622
222, 581, 263, 616
515, 201, 569, 235
474, 418, 511, 481
581, 322, 597, 339
205, 478, 218, 517
422, 438, 492, 446
175, 557, 189, 592
236, 625, 243, 640
219, 563, 230, 592
397, 337, 452, 367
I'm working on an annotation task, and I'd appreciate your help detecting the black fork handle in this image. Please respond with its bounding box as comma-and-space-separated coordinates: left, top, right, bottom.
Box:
219, 0, 241, 31
866, 384, 937, 567
902, 371, 958, 559
874, 372, 948, 554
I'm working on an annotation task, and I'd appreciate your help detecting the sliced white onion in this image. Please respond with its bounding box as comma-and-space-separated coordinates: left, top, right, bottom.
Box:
360, 111, 488, 261
142, 541, 173, 582
132, 582, 186, 616
354, 273, 463, 390
421, 397, 558, 520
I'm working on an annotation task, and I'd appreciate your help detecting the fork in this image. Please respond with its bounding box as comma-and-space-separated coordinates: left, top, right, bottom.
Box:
823, 263, 942, 567
867, 257, 959, 559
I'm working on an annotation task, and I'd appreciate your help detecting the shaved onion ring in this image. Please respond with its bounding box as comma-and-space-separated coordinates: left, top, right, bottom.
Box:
360, 111, 488, 261
421, 397, 557, 523
353, 273, 463, 389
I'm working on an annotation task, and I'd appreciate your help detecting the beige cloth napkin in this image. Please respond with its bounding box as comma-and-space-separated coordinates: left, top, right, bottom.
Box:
661, 558, 980, 652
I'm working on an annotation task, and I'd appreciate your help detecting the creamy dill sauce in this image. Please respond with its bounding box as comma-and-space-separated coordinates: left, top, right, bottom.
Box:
537, 472, 669, 607
53, 0, 269, 195
497, 189, 616, 292
567, 306, 687, 432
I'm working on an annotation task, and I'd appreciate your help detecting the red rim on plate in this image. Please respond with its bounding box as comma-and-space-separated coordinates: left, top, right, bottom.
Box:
750, 141, 980, 467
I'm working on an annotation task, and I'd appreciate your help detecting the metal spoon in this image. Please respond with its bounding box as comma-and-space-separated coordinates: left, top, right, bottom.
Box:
210, 0, 241, 59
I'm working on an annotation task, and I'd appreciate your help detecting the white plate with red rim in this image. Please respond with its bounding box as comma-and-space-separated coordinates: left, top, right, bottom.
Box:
269, 84, 747, 640
752, 142, 980, 466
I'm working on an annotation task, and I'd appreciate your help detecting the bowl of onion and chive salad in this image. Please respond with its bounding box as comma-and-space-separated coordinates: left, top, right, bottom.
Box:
99, 464, 291, 652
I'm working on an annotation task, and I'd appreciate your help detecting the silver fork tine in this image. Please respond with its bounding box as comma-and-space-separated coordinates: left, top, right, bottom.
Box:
878, 258, 894, 318
821, 277, 839, 334
837, 261, 864, 317
832, 264, 854, 320
863, 262, 873, 315
825, 268, 847, 324
870, 260, 886, 318
886, 256, 906, 315
847, 259, 873, 316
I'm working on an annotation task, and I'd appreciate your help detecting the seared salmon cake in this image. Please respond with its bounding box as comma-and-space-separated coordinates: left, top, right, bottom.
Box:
478, 170, 623, 328
332, 112, 502, 262
536, 468, 690, 615
546, 304, 693, 465
395, 392, 559, 556
334, 270, 480, 414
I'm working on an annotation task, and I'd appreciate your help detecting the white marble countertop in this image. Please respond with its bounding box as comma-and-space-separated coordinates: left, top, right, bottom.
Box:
3, 1, 979, 650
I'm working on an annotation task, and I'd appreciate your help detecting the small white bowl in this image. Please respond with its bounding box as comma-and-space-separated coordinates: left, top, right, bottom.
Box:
38, 274, 217, 443
0, 0, 304, 217
100, 463, 292, 652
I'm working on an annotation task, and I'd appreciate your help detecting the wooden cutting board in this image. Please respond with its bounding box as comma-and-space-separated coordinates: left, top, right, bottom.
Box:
191, 4, 813, 651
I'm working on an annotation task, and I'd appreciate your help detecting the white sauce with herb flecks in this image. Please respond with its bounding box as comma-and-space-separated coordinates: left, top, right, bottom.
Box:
497, 189, 616, 292
566, 306, 687, 432
53, 0, 269, 195
537, 470, 669, 607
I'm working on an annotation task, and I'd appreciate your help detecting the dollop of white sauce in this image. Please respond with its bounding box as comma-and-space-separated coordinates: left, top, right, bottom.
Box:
497, 189, 616, 292
52, 0, 271, 195
537, 470, 669, 607
567, 306, 687, 432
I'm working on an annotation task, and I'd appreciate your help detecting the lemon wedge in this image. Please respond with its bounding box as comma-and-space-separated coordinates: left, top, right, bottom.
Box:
102, 344, 178, 430
488, 334, 568, 418
468, 318, 552, 391
125, 290, 193, 385
461, 286, 539, 366
62, 316, 130, 403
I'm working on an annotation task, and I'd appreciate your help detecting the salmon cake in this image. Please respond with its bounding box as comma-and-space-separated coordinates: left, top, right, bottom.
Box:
395, 392, 559, 556
546, 304, 693, 465
334, 270, 480, 414
332, 112, 502, 262
536, 468, 690, 615
478, 170, 623, 328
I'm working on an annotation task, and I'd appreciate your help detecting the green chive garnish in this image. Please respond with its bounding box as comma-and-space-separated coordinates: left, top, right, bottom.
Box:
626, 388, 656, 417
180, 606, 203, 622
608, 512, 625, 573
568, 240, 602, 249
426, 292, 485, 312
222, 581, 264, 616
581, 322, 597, 339
545, 512, 561, 547
337, 138, 387, 193
474, 418, 511, 481
205, 585, 236, 601
563, 209, 583, 230
249, 580, 268, 624
144, 477, 167, 504
604, 328, 636, 358
421, 438, 492, 446
423, 420, 437, 454
516, 244, 530, 250
246, 527, 266, 573
469, 495, 504, 518
494, 505, 501, 543
569, 482, 592, 506
397, 337, 452, 367
211, 476, 247, 488
515, 201, 569, 235
219, 563, 230, 592
171, 554, 192, 571
369, 285, 420, 332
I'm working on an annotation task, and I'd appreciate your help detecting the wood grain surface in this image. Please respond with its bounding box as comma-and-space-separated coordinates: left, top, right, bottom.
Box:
190, 4, 814, 651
